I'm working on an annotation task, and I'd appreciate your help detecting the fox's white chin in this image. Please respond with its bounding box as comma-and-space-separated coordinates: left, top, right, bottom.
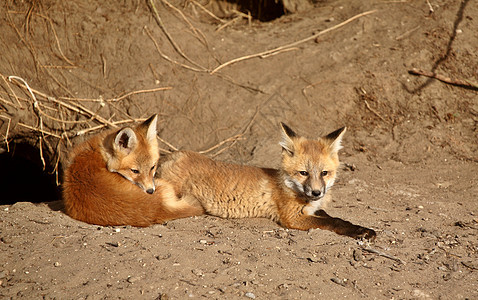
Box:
302, 198, 325, 215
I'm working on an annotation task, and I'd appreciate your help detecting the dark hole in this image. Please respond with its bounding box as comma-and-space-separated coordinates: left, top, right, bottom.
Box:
229, 0, 286, 22
0, 142, 61, 205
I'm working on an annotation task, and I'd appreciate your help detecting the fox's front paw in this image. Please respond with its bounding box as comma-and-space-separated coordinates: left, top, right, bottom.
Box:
354, 227, 376, 241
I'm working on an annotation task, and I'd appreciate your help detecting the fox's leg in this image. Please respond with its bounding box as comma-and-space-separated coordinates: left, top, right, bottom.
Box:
285, 209, 376, 240
314, 209, 376, 240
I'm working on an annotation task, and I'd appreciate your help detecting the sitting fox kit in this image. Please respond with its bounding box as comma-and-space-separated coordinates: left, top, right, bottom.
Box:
62, 115, 202, 227
160, 123, 376, 240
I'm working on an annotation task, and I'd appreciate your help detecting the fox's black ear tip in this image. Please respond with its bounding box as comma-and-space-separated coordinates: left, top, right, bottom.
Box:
143, 114, 158, 124
280, 122, 297, 138
325, 126, 346, 140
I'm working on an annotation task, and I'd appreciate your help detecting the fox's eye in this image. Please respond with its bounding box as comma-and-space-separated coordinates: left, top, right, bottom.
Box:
321, 170, 328, 176
151, 165, 156, 171
131, 169, 140, 174
299, 171, 309, 176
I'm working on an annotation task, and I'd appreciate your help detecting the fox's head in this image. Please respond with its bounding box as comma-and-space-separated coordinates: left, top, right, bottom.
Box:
103, 115, 160, 194
279, 123, 346, 202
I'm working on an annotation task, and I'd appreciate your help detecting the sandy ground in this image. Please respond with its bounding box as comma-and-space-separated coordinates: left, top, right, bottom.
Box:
1, 0, 477, 299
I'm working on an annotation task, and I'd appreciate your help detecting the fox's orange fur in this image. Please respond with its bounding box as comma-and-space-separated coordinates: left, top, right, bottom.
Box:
62, 115, 202, 227
160, 123, 376, 239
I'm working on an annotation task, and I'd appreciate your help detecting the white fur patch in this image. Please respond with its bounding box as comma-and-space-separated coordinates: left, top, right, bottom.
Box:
325, 178, 335, 192
284, 177, 304, 193
303, 199, 324, 215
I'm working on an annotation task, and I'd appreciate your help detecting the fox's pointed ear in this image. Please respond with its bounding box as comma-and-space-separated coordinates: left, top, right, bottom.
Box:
139, 114, 158, 142
324, 127, 346, 154
114, 128, 137, 154
279, 122, 297, 156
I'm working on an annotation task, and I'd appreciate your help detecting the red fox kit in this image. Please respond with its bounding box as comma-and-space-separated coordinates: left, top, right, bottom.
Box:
160, 123, 376, 239
62, 115, 202, 226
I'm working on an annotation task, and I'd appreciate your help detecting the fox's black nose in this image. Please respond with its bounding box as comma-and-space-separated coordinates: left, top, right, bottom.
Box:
311, 190, 322, 197
146, 188, 154, 194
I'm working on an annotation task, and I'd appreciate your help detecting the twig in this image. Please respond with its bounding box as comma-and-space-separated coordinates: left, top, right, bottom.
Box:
232, 9, 252, 27
395, 25, 420, 41
1, 115, 11, 152
216, 16, 240, 32
17, 122, 62, 139
144, 26, 206, 72
8, 75, 47, 169
8, 76, 117, 128
109, 87, 173, 102
260, 47, 299, 58
149, 0, 206, 71
44, 13, 75, 66
158, 136, 178, 152
426, 0, 434, 13
408, 68, 478, 89
39, 65, 77, 69
1, 75, 23, 108
205, 99, 262, 157
101, 54, 106, 78
8, 76, 36, 105
189, 0, 227, 23
213, 72, 265, 94
198, 134, 244, 154
302, 81, 324, 106
6, 5, 41, 74
210, 9, 377, 74
356, 87, 390, 124
56, 87, 173, 102
75, 119, 142, 136
52, 141, 62, 185
364, 99, 389, 124
162, 0, 208, 47
39, 130, 46, 170
360, 244, 406, 264
0, 96, 20, 109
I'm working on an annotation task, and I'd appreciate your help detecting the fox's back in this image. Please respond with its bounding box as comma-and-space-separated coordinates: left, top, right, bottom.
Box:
160, 151, 281, 220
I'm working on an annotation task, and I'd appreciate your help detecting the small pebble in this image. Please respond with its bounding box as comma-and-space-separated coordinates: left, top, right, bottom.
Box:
191, 269, 204, 277
353, 249, 364, 261
245, 292, 256, 299
127, 276, 140, 283
331, 277, 347, 286
54, 262, 61, 267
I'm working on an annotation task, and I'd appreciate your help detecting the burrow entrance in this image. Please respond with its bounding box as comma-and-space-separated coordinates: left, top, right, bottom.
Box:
0, 142, 61, 205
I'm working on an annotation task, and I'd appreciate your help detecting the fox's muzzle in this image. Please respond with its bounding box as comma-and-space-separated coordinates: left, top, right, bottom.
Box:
304, 186, 326, 201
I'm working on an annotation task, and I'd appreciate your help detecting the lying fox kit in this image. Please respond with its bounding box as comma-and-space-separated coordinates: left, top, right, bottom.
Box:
63, 115, 202, 227
160, 123, 376, 239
